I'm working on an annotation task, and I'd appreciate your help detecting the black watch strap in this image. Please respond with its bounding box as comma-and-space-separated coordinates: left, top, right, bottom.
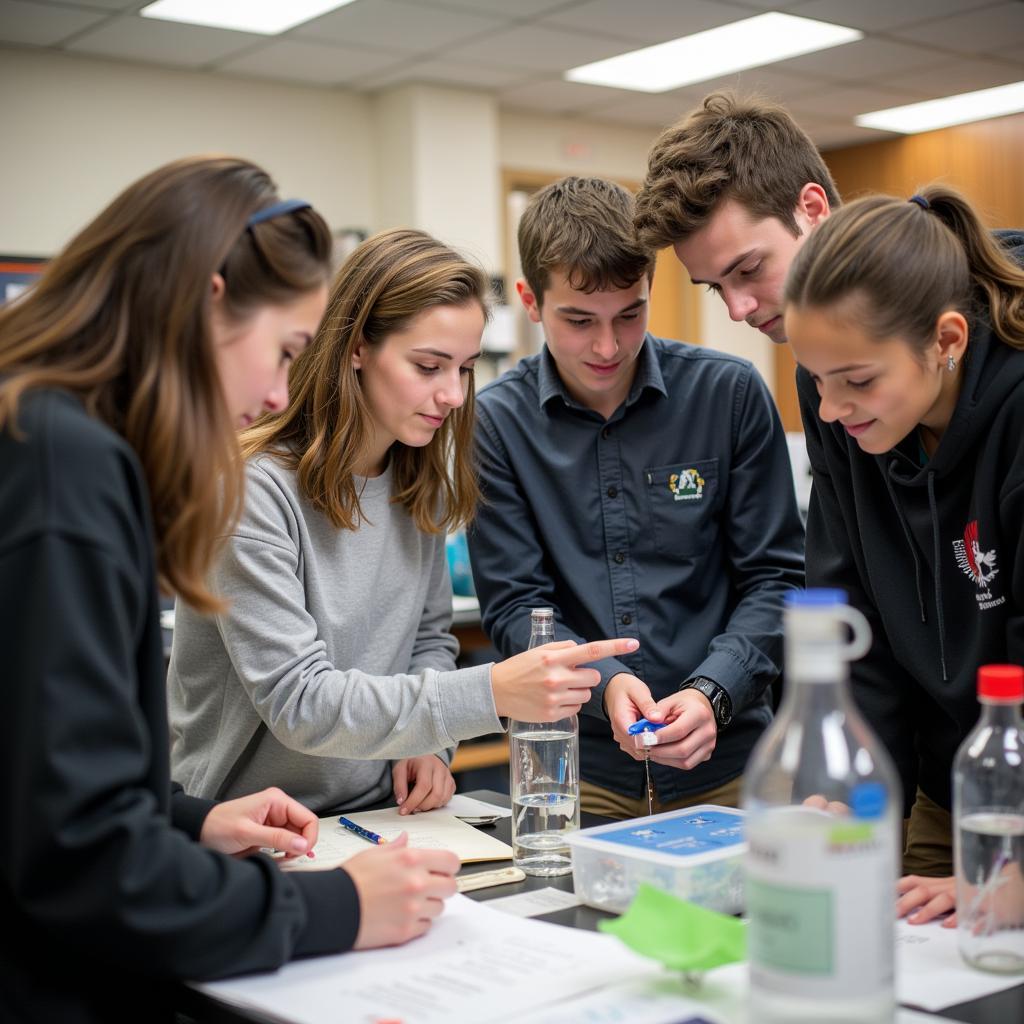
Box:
683, 676, 733, 728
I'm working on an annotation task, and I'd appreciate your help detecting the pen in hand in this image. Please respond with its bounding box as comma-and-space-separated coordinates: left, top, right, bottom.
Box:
339, 816, 388, 846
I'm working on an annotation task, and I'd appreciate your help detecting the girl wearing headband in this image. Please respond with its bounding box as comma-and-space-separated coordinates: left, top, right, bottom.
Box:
0, 158, 460, 1023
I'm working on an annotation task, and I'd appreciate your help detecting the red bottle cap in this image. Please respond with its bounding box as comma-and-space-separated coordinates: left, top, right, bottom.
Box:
977, 664, 1024, 702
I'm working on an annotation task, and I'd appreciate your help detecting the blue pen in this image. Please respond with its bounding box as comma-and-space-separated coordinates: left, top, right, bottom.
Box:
338, 816, 388, 846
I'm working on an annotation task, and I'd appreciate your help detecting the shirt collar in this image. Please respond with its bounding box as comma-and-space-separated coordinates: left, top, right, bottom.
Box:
537, 335, 667, 413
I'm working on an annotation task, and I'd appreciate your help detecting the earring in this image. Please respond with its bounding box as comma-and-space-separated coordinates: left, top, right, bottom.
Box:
946, 354, 957, 372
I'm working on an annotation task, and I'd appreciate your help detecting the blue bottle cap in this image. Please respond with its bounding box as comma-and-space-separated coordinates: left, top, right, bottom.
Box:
850, 781, 887, 819
627, 718, 668, 735
785, 588, 849, 607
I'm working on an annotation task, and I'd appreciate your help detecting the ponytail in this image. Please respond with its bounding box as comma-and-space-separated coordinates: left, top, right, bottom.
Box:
919, 185, 1024, 350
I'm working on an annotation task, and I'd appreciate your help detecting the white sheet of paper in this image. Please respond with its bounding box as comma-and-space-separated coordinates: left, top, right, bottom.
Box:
482, 886, 581, 918
197, 893, 655, 1024
446, 793, 512, 819
896, 918, 1024, 1011
283, 807, 512, 870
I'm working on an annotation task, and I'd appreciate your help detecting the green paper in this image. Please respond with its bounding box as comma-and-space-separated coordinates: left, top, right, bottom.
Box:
598, 883, 747, 973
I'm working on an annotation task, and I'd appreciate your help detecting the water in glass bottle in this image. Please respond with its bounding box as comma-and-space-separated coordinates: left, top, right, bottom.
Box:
954, 663, 1024, 974
743, 589, 901, 1023
509, 607, 580, 877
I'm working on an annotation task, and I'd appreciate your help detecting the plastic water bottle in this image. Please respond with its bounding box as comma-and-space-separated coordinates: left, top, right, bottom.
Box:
953, 664, 1024, 974
743, 589, 901, 1023
509, 607, 580, 876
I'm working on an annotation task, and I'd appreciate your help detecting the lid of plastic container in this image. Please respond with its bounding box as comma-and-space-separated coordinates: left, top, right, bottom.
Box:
785, 588, 848, 607
978, 664, 1024, 702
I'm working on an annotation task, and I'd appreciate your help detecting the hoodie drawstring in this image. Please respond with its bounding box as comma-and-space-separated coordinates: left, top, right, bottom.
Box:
884, 462, 926, 624
927, 471, 949, 682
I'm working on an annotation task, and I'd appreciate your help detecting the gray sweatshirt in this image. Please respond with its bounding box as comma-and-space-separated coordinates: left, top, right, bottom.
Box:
168, 454, 501, 814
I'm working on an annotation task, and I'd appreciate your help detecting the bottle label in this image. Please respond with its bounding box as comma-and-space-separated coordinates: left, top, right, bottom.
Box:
746, 808, 896, 999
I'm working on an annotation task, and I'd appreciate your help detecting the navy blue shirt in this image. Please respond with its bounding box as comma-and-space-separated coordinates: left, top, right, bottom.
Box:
469, 335, 804, 801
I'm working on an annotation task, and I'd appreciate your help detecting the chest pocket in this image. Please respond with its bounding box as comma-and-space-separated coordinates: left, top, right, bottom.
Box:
643, 458, 720, 558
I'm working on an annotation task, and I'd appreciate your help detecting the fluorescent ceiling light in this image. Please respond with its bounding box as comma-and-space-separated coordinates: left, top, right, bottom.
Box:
140, 0, 356, 35
565, 13, 861, 93
856, 81, 1024, 134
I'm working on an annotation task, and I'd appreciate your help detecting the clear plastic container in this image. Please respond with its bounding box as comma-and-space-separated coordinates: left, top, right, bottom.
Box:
953, 664, 1024, 974
566, 805, 745, 914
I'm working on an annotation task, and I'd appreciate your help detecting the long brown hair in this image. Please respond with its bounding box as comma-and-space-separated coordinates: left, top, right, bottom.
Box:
785, 185, 1024, 352
241, 228, 489, 534
0, 156, 333, 611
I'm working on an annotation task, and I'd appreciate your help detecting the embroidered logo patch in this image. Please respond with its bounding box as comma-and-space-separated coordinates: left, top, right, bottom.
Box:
668, 468, 704, 502
952, 520, 1005, 611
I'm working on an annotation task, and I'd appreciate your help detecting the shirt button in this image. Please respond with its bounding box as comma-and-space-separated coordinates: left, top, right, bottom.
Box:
620, 613, 632, 625
613, 552, 625, 564
606, 486, 618, 498
601, 427, 611, 440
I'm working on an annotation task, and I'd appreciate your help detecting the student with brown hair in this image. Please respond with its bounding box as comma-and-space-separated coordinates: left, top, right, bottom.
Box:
0, 159, 465, 1023
468, 176, 804, 820
635, 91, 838, 346
785, 185, 1024, 924
169, 227, 638, 819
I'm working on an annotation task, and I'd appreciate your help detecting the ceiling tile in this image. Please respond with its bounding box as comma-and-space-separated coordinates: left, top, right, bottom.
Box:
50, 0, 145, 9
880, 57, 1024, 100
498, 76, 635, 115
889, 2, 1024, 56
770, 37, 946, 81
786, 0, 995, 33
805, 119, 899, 151
292, 0, 504, 54
356, 55, 527, 92
788, 84, 921, 120
0, 0, 107, 46
587, 92, 705, 129
681, 67, 825, 104
541, 0, 754, 47
66, 15, 263, 67
445, 23, 629, 73
413, 0, 567, 18
216, 39, 401, 86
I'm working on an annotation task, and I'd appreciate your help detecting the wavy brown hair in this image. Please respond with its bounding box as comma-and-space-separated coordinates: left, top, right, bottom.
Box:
635, 92, 841, 250
240, 228, 489, 534
0, 156, 332, 611
785, 185, 1024, 353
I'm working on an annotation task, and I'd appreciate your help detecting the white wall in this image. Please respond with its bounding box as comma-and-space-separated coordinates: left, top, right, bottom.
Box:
499, 111, 655, 184
0, 48, 376, 255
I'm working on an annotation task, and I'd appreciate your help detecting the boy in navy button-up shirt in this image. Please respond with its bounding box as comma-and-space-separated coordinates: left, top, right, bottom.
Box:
468, 177, 804, 817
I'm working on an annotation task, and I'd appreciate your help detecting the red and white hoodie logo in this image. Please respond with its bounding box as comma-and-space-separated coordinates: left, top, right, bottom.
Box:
953, 520, 1005, 610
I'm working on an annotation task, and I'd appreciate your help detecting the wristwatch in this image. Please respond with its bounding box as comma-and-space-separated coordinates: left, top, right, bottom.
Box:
682, 676, 733, 728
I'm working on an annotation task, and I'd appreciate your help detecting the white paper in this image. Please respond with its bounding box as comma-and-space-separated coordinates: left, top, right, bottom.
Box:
282, 807, 512, 870
482, 886, 581, 918
896, 918, 1024, 1011
446, 793, 512, 819
197, 893, 655, 1024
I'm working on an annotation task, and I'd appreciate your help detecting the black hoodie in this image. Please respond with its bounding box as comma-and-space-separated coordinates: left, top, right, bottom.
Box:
798, 231, 1024, 814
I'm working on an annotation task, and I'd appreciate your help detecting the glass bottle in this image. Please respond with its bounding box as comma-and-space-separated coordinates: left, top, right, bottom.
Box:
509, 607, 580, 876
743, 589, 901, 1023
953, 663, 1024, 974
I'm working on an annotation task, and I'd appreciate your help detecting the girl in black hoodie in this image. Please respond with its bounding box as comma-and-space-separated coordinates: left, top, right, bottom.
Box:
785, 185, 1024, 929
